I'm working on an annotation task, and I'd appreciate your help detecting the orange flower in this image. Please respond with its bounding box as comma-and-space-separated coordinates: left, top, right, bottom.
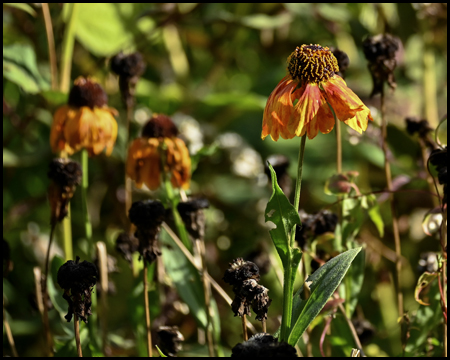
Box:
126, 114, 191, 190
50, 77, 118, 156
262, 44, 373, 141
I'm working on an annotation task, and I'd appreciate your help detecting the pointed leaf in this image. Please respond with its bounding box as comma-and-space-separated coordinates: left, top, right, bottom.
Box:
287, 247, 362, 346
265, 163, 301, 268
414, 272, 438, 306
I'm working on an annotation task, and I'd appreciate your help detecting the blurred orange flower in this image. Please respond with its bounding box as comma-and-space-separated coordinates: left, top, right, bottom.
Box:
50, 77, 118, 156
126, 114, 191, 190
262, 44, 373, 141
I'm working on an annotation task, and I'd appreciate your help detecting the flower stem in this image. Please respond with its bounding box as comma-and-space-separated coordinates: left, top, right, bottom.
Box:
96, 242, 109, 356
41, 3, 58, 90
81, 149, 93, 247
59, 3, 78, 93
380, 90, 404, 319
440, 207, 447, 357
143, 261, 153, 357
74, 313, 83, 357
335, 120, 342, 174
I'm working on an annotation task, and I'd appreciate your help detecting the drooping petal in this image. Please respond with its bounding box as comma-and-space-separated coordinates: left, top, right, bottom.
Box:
262, 77, 298, 141
322, 76, 373, 134
317, 101, 335, 134
50, 105, 74, 154
290, 83, 324, 138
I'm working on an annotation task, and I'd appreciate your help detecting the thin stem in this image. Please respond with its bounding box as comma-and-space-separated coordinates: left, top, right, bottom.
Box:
262, 319, 266, 333
42, 224, 56, 356
62, 205, 73, 261
291, 134, 307, 245
419, 139, 440, 208
3, 298, 18, 357
41, 3, 58, 90
143, 261, 153, 357
441, 207, 447, 357
337, 302, 365, 356
124, 96, 133, 229
74, 313, 83, 357
81, 149, 92, 248
196, 240, 215, 356
380, 90, 404, 319
241, 315, 248, 341
59, 3, 79, 92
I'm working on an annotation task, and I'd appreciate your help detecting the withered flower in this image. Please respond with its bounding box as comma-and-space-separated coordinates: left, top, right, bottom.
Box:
262, 44, 372, 141
115, 231, 139, 264
231, 333, 297, 357
177, 197, 210, 241
429, 146, 447, 204
47, 158, 82, 225
362, 34, 400, 97
251, 285, 272, 321
157, 326, 185, 357
128, 200, 166, 264
111, 51, 146, 108
127, 114, 191, 190
50, 77, 118, 156
57, 256, 98, 323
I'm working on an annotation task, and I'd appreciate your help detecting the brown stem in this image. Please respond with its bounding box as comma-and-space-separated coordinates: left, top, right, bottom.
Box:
242, 315, 248, 341
380, 89, 404, 319
262, 318, 266, 333
143, 261, 153, 357
41, 3, 58, 90
338, 302, 365, 356
196, 240, 215, 356
124, 99, 133, 228
74, 313, 83, 357
3, 298, 18, 357
419, 139, 440, 208
441, 207, 447, 357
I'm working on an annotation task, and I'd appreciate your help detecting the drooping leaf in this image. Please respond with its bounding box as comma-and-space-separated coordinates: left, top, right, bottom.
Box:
366, 194, 384, 237
287, 247, 362, 346
265, 162, 301, 268
155, 345, 168, 357
342, 245, 365, 317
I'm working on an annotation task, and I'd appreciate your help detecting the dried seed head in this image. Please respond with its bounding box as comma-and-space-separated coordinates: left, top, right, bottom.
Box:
223, 258, 260, 286
141, 114, 179, 138
57, 257, 98, 323
47, 158, 82, 224
405, 117, 433, 138
177, 197, 210, 241
157, 326, 185, 357
231, 333, 297, 357
115, 231, 139, 264
68, 77, 108, 108
362, 34, 400, 97
128, 200, 166, 264
111, 52, 146, 80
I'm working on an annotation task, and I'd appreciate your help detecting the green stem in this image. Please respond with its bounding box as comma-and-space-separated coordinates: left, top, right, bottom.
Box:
81, 149, 93, 248
280, 135, 307, 342
59, 3, 78, 93
290, 135, 307, 246
62, 206, 73, 261
164, 179, 191, 251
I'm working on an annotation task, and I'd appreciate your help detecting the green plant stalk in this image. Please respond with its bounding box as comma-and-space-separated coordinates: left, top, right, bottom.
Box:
41, 3, 58, 90
62, 207, 73, 261
143, 261, 153, 357
59, 3, 79, 93
42, 224, 56, 356
164, 178, 191, 251
280, 135, 306, 342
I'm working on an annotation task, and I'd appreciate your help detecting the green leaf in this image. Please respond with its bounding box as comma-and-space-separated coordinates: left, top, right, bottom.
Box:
414, 271, 438, 306
240, 13, 292, 29
265, 163, 301, 268
343, 246, 365, 317
287, 247, 362, 346
4, 3, 37, 17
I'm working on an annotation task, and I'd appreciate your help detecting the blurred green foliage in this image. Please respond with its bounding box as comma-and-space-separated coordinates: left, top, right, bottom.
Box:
3, 3, 447, 357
